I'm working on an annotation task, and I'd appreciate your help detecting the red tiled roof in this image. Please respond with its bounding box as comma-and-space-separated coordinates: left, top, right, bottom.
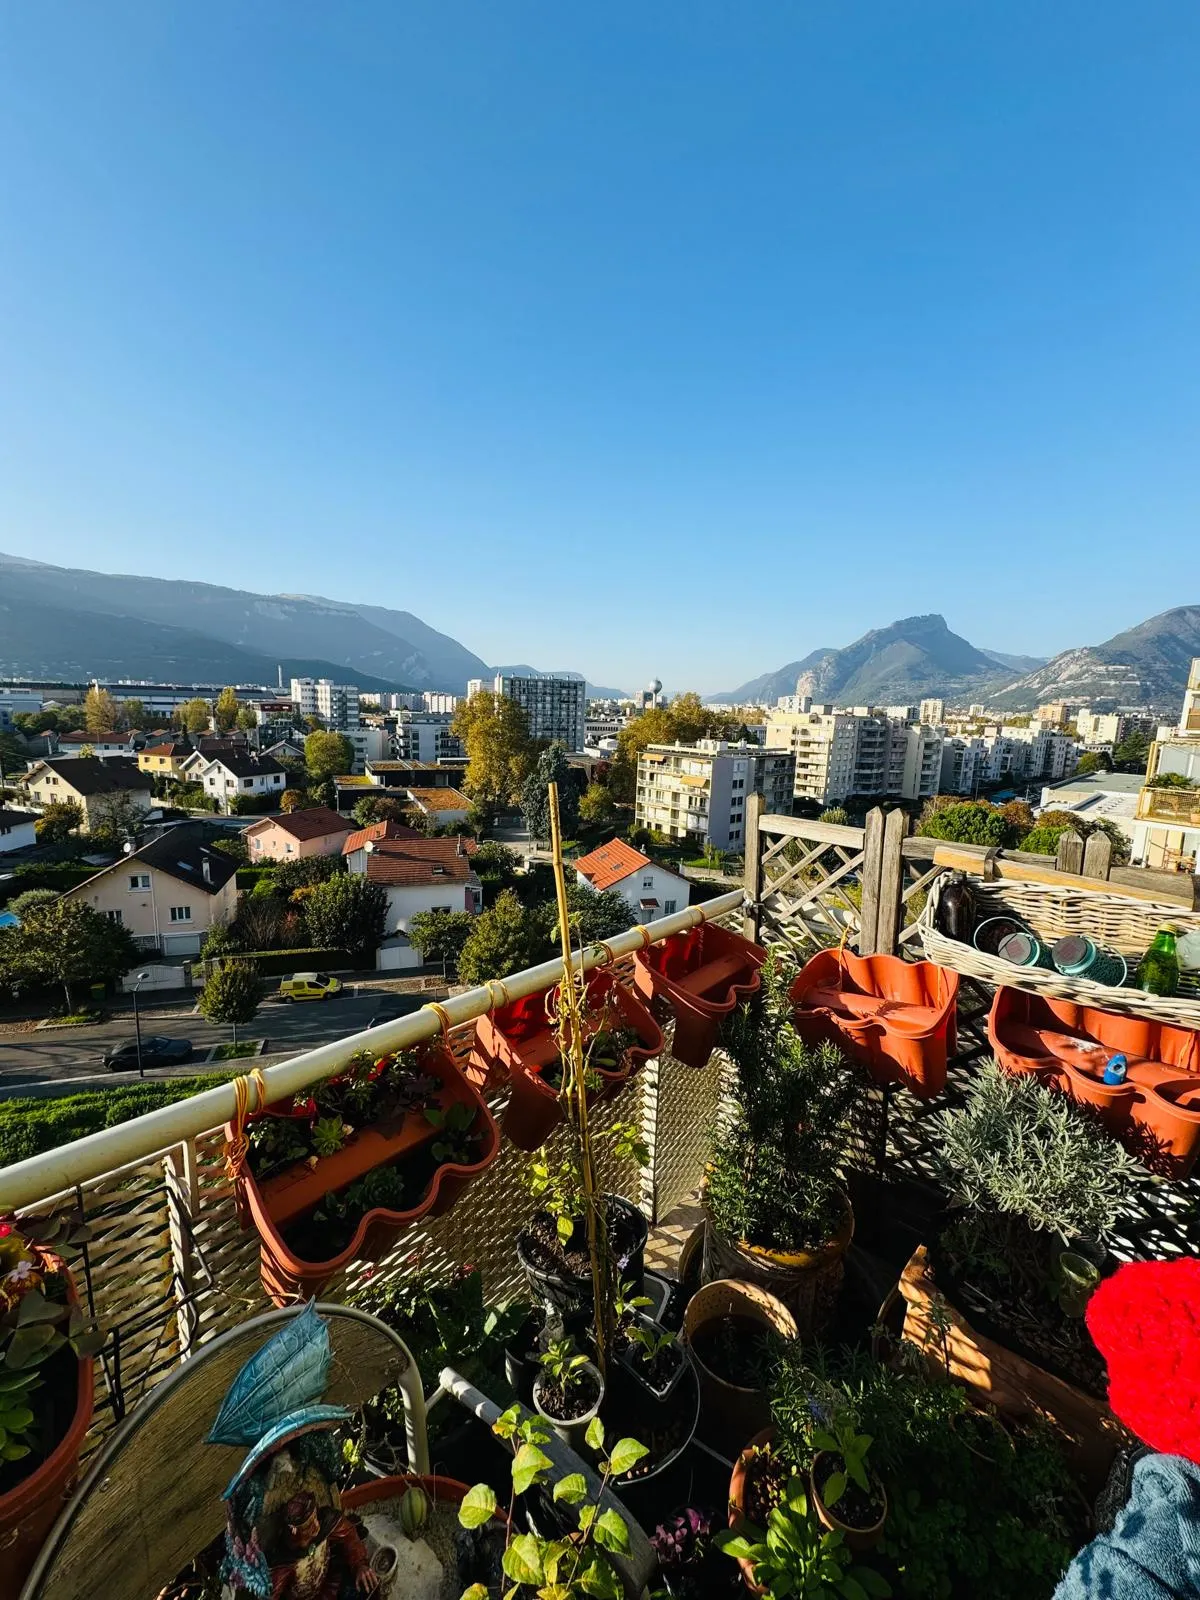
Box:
142, 743, 186, 758
362, 837, 479, 887
244, 806, 355, 842
573, 837, 654, 892
341, 819, 423, 855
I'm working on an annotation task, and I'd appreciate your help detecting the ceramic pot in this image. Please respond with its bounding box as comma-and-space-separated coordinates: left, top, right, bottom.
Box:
727, 1427, 777, 1593
634, 922, 766, 1068
809, 1452, 888, 1552
0, 1268, 95, 1600
702, 1192, 855, 1338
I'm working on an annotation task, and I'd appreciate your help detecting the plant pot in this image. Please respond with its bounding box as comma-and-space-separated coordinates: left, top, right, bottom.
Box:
516, 1194, 649, 1316
230, 1041, 501, 1305
0, 1272, 95, 1600
702, 1192, 854, 1338
788, 949, 959, 1099
607, 1357, 702, 1533
897, 1244, 1124, 1495
634, 922, 766, 1069
683, 1278, 797, 1458
727, 1427, 779, 1593
809, 1451, 887, 1553
612, 1312, 692, 1406
477, 969, 662, 1152
503, 1304, 549, 1409
533, 1362, 605, 1453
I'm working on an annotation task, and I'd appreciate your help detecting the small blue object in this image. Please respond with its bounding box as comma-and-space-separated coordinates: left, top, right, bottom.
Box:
1103, 1053, 1128, 1086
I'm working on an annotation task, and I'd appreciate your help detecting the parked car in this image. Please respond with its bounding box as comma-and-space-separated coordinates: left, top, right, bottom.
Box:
102, 1036, 193, 1071
278, 972, 344, 1002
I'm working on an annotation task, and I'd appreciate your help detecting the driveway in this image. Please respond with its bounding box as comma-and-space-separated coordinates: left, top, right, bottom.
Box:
0, 988, 434, 1097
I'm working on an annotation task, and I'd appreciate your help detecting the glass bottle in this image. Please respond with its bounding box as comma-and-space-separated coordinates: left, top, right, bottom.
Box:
1135, 927, 1180, 997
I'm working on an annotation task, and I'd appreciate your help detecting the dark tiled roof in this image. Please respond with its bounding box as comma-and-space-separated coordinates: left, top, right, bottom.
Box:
72, 823, 238, 897
201, 753, 287, 780
0, 808, 36, 829
28, 758, 153, 797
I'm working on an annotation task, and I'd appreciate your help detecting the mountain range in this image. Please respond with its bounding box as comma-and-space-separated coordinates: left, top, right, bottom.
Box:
712, 606, 1200, 713
0, 553, 626, 698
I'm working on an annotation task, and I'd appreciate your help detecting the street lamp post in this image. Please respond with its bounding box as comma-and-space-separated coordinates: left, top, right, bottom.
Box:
132, 971, 151, 1078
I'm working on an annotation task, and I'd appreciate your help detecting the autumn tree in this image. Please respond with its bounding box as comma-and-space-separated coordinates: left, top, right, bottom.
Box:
408, 909, 475, 976
84, 685, 119, 734
34, 799, 85, 843
352, 794, 410, 827
305, 730, 355, 783
88, 790, 146, 847
451, 692, 532, 808
456, 889, 548, 985
214, 687, 240, 733
120, 697, 147, 730
279, 788, 307, 813
608, 692, 742, 804
176, 698, 212, 734
236, 707, 260, 731
578, 782, 616, 826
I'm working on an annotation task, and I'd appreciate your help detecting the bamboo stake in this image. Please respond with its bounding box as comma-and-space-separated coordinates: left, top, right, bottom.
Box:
547, 781, 610, 1375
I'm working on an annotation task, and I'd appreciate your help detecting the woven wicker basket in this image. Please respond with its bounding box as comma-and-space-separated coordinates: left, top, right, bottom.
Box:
917, 873, 1200, 1028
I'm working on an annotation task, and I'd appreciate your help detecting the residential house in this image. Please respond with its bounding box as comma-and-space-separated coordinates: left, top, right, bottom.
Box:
404, 787, 471, 827
20, 757, 154, 834
0, 808, 38, 854
54, 731, 134, 760
242, 806, 356, 862
188, 753, 288, 813
341, 819, 424, 873
63, 824, 238, 957
636, 741, 795, 851
365, 760, 469, 789
137, 742, 194, 783
343, 833, 482, 970
391, 713, 465, 763
574, 838, 690, 922
259, 738, 306, 766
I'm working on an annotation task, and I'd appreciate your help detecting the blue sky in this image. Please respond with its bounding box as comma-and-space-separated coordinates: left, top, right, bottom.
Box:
1, 3, 1197, 693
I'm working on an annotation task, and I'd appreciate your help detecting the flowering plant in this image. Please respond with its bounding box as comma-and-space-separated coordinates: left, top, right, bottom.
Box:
1086, 1257, 1200, 1462
1, 1212, 104, 1465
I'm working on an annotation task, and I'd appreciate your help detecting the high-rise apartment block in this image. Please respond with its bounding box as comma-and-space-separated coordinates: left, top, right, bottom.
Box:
635, 741, 795, 852
391, 713, 465, 764
471, 673, 586, 751
289, 677, 361, 728
919, 698, 945, 726
1075, 710, 1157, 749
764, 707, 944, 806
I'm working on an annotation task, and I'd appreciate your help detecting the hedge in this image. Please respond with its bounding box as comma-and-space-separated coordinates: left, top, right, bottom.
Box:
195, 946, 359, 979
235, 866, 276, 890
0, 863, 98, 904
0, 1073, 238, 1165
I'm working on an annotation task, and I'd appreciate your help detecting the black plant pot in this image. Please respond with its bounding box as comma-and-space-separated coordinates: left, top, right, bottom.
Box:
608, 1359, 702, 1532
610, 1314, 692, 1407
504, 1305, 548, 1409
516, 1195, 649, 1316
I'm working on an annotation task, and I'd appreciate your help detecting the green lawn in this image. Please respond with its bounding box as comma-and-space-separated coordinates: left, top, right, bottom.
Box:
0, 1073, 239, 1165
210, 1041, 262, 1061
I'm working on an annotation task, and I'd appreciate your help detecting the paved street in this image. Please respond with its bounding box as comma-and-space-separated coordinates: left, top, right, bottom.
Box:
0, 989, 432, 1096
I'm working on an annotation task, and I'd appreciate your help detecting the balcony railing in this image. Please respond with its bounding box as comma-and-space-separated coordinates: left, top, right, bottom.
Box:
1137, 785, 1200, 823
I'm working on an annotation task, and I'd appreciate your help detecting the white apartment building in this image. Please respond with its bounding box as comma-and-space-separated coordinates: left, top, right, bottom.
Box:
391, 713, 465, 764
1074, 710, 1156, 749
636, 741, 795, 852
472, 673, 587, 751
939, 727, 1079, 794
919, 698, 945, 726
764, 708, 943, 806
1129, 658, 1200, 872
422, 691, 459, 715
338, 726, 389, 774
289, 677, 361, 728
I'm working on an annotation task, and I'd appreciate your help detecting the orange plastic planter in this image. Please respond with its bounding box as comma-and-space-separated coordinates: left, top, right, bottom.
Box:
473, 969, 661, 1152
230, 1041, 500, 1305
0, 1269, 94, 1600
634, 923, 766, 1068
788, 949, 959, 1098
988, 986, 1200, 1176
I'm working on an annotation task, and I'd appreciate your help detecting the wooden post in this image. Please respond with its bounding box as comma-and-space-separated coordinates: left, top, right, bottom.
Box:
859, 807, 885, 955
875, 808, 909, 957
1056, 830, 1085, 876
1082, 830, 1113, 881
742, 790, 765, 943
165, 1140, 200, 1361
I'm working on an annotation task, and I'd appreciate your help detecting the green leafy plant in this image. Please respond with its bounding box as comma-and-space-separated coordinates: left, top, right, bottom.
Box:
810, 1412, 875, 1512
526, 1121, 649, 1247
710, 954, 860, 1252
458, 1409, 647, 1600
538, 1338, 593, 1403
425, 1100, 481, 1165
714, 1476, 891, 1599
310, 1116, 349, 1158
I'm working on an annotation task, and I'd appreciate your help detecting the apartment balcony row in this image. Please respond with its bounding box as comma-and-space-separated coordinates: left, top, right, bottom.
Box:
1137, 784, 1200, 823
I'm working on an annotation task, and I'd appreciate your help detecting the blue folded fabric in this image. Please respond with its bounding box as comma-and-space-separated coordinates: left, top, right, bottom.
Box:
1055, 1454, 1200, 1599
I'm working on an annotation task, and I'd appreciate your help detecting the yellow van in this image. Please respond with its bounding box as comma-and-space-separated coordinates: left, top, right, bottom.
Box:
278, 972, 344, 1002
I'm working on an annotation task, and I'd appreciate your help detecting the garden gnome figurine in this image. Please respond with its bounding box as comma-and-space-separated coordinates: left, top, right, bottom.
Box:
207, 1302, 379, 1597
1054, 1258, 1200, 1598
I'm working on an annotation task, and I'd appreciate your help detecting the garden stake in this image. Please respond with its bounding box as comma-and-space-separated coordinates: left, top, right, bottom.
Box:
547, 780, 612, 1376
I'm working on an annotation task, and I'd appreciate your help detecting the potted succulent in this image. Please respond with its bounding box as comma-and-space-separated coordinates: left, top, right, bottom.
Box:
634, 920, 766, 1069
475, 968, 662, 1152
515, 1126, 650, 1316
807, 1411, 888, 1552
715, 1473, 892, 1599
532, 1338, 605, 1451
230, 1042, 500, 1304
705, 955, 861, 1335
0, 1211, 104, 1596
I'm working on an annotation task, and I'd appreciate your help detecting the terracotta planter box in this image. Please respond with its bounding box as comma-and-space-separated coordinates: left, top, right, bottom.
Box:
634, 923, 766, 1068
0, 1267, 95, 1600
897, 1244, 1125, 1494
231, 1042, 500, 1305
789, 950, 958, 1099
473, 968, 661, 1152
989, 986, 1200, 1177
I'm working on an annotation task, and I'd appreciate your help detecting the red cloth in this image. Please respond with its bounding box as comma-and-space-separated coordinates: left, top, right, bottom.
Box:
1087, 1257, 1200, 1463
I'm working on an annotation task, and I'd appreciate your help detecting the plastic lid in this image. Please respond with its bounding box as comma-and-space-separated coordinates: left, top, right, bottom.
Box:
1052, 934, 1092, 973
998, 931, 1039, 966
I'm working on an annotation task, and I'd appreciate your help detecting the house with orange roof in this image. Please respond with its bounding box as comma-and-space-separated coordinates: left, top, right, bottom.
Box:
573, 837, 690, 923
241, 806, 356, 862
343, 832, 482, 969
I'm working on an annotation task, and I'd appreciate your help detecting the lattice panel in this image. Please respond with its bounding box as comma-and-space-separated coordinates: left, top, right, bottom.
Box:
757, 825, 863, 956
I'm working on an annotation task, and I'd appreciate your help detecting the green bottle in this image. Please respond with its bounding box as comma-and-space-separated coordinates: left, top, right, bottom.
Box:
1135, 927, 1180, 997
